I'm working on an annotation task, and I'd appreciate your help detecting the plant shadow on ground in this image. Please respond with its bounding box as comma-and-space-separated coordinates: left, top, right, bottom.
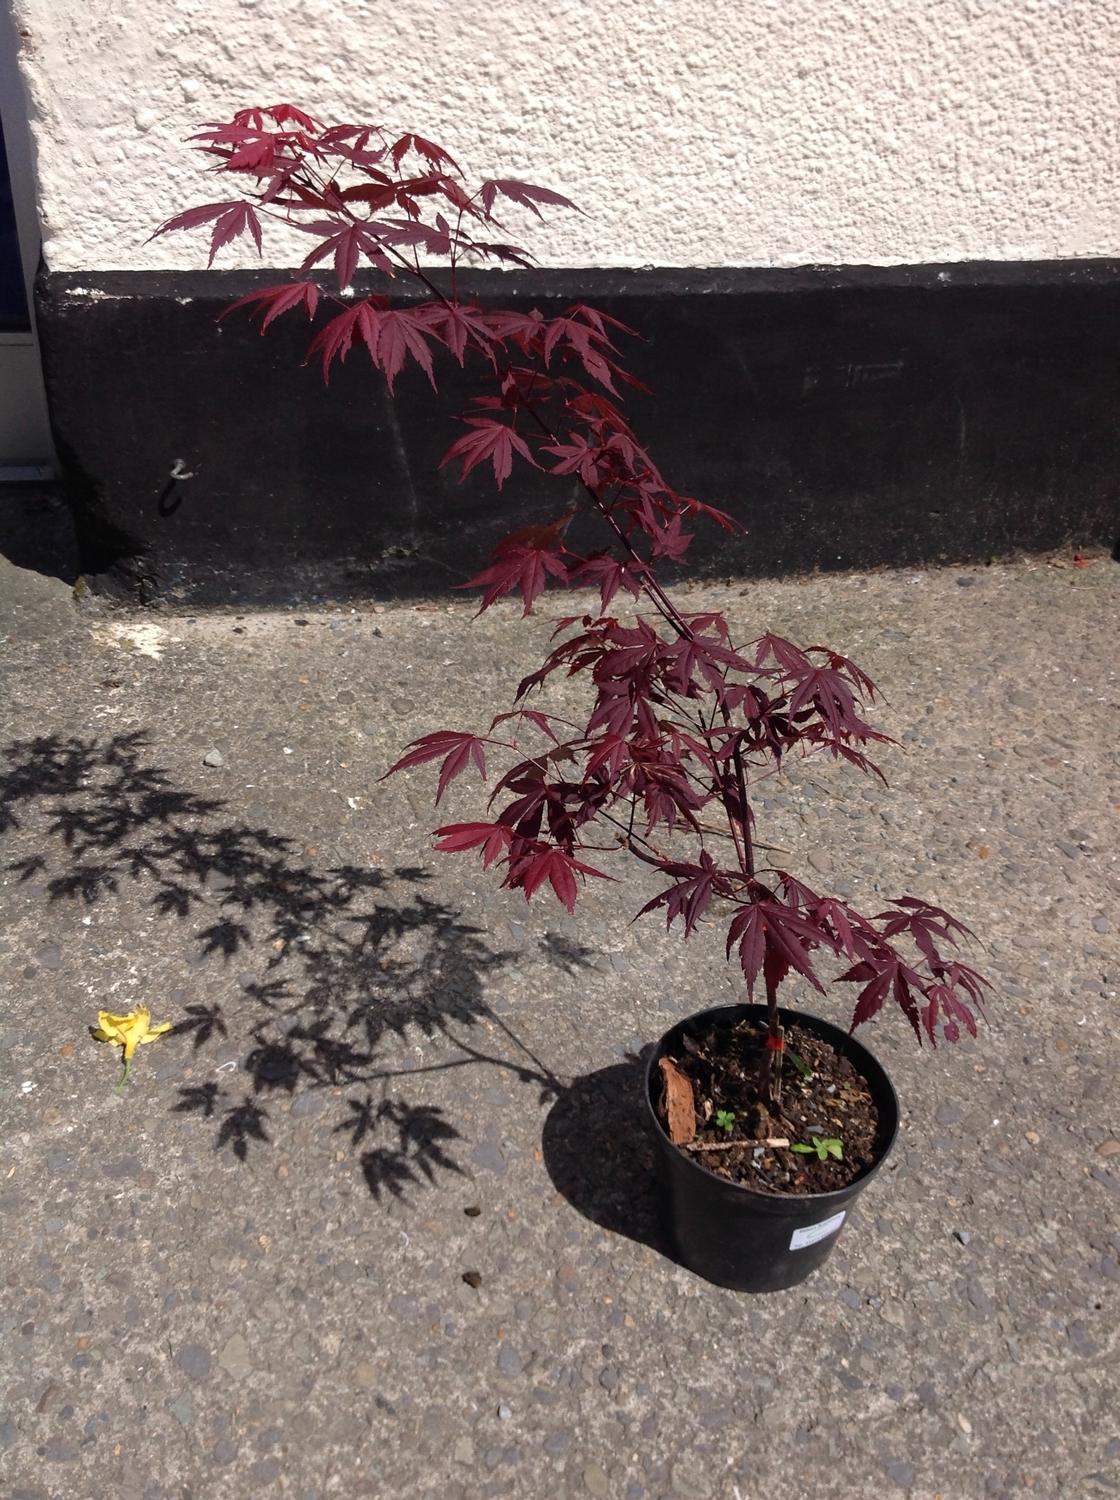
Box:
541, 1054, 671, 1260
1, 730, 576, 1204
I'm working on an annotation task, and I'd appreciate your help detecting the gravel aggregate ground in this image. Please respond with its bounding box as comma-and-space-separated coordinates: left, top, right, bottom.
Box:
1, 547, 1118, 1500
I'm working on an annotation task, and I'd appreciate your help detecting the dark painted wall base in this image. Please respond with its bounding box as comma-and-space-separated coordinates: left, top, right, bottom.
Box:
35, 262, 1120, 606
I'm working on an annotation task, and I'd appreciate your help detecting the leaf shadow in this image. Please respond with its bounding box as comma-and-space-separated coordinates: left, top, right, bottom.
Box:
1, 730, 543, 1204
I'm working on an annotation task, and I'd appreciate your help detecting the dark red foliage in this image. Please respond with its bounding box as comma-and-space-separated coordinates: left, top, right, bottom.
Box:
383, 730, 489, 804
159, 106, 992, 1048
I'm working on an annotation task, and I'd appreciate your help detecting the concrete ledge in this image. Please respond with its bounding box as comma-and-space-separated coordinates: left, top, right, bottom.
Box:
36, 261, 1120, 604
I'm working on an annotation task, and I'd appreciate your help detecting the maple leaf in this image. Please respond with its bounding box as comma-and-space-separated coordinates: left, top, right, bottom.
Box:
299, 223, 393, 289
376, 308, 438, 392
479, 179, 579, 220
463, 240, 537, 270
440, 418, 538, 490
318, 123, 390, 161
539, 314, 624, 391
541, 433, 606, 488
679, 494, 740, 531
645, 511, 693, 562
805, 646, 880, 701
726, 899, 832, 997
586, 679, 637, 739
150, 200, 244, 240
382, 731, 488, 803
809, 896, 873, 961
486, 759, 551, 836
922, 982, 980, 1044
264, 104, 320, 131
190, 124, 295, 177
837, 954, 924, 1041
209, 203, 261, 264
660, 632, 751, 697
504, 842, 611, 913
374, 217, 453, 257
940, 959, 991, 1011
263, 179, 331, 210
461, 542, 569, 615
815, 738, 889, 782
488, 708, 560, 742
875, 897, 976, 966
390, 133, 461, 174
753, 634, 813, 677
433, 821, 513, 867
583, 732, 630, 780
839, 960, 893, 1028
219, 281, 321, 332
150, 201, 262, 265
569, 554, 646, 611
305, 301, 383, 383
428, 302, 498, 365
565, 303, 639, 340
477, 309, 546, 344
787, 665, 864, 740
229, 104, 320, 135
338, 182, 398, 212
637, 853, 731, 937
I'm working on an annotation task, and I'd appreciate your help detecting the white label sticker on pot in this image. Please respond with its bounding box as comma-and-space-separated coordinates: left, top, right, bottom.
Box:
790, 1210, 847, 1251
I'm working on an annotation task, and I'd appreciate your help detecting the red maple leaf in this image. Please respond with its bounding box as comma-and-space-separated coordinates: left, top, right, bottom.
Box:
440, 418, 538, 490
637, 853, 731, 937
726, 900, 832, 997
376, 309, 438, 391
299, 223, 393, 288
220, 281, 321, 332
382, 731, 489, 803
150, 201, 262, 266
305, 302, 383, 383
504, 843, 611, 913
461, 542, 570, 615
433, 821, 513, 867
478, 179, 579, 220
389, 133, 461, 174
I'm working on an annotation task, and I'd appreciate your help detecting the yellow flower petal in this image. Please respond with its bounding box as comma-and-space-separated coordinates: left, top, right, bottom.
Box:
98, 1010, 137, 1031
91, 1005, 171, 1084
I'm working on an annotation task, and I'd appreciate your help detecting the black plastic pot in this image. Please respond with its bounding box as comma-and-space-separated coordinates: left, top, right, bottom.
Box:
644, 1003, 899, 1293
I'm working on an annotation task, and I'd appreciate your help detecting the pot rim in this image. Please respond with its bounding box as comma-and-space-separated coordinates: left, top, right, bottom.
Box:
643, 1001, 901, 1206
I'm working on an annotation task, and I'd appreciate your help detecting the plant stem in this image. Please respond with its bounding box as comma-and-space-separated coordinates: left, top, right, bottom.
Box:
758, 977, 782, 1102
294, 160, 759, 880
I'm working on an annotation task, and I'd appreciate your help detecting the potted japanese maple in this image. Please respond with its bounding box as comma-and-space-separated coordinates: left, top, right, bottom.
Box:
156, 106, 990, 1291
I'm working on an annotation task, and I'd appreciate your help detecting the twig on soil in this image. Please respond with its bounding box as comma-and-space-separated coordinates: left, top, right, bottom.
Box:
685, 1136, 790, 1152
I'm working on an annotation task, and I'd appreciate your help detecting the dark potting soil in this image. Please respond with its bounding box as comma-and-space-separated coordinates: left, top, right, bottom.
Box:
661, 1016, 882, 1195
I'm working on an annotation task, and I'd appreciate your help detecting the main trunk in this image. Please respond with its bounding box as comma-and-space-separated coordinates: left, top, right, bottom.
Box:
758, 978, 782, 1101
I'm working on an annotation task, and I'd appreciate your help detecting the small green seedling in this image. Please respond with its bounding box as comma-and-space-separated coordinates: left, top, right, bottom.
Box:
791, 1136, 844, 1162
784, 1049, 814, 1081
714, 1109, 736, 1135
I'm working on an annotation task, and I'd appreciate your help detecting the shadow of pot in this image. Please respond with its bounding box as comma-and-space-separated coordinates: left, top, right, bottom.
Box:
541, 1053, 672, 1260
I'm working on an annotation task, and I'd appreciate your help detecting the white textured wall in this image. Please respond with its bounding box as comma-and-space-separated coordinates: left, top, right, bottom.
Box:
12, 0, 1120, 272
